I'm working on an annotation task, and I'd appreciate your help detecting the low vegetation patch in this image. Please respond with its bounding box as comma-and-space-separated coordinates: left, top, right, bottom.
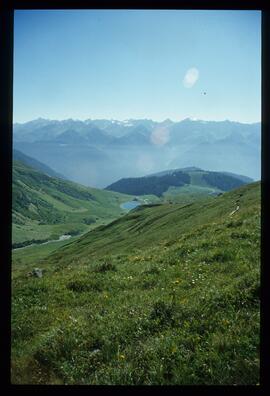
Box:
94, 262, 117, 273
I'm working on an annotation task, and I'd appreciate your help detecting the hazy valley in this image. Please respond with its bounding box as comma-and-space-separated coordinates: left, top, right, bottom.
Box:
13, 118, 261, 188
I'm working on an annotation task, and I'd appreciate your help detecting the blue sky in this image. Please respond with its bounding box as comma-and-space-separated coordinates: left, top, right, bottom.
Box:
14, 10, 261, 123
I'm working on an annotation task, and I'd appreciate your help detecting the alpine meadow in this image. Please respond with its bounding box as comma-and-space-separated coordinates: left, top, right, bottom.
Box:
11, 9, 261, 385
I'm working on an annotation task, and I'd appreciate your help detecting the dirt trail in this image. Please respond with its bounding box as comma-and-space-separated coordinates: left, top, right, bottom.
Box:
13, 234, 72, 251
229, 205, 240, 216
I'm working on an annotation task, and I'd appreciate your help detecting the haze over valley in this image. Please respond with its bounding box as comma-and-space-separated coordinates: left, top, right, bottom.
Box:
13, 117, 261, 188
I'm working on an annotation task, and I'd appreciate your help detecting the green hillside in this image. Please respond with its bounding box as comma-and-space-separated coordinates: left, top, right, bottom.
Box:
105, 168, 253, 200
12, 160, 132, 247
11, 182, 260, 385
105, 170, 191, 197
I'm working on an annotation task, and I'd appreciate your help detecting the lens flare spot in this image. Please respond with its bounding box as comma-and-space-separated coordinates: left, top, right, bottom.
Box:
150, 127, 170, 146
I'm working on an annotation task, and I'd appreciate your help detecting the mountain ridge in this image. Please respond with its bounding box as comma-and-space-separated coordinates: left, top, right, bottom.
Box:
105, 168, 253, 197
13, 149, 66, 179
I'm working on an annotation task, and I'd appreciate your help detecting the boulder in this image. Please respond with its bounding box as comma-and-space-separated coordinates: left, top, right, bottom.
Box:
32, 268, 43, 278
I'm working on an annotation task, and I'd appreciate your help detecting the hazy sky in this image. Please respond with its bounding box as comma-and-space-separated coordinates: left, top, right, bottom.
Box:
14, 10, 261, 123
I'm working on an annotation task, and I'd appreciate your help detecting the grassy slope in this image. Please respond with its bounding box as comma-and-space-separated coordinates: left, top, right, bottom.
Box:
11, 182, 260, 385
12, 160, 133, 246
163, 185, 220, 204
162, 169, 253, 204
47, 181, 257, 262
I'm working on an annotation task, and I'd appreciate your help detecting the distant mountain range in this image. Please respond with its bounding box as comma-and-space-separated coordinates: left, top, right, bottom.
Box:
105, 167, 253, 197
13, 118, 261, 187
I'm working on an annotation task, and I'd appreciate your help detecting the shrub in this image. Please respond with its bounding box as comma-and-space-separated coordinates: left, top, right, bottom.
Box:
149, 301, 175, 326
230, 231, 250, 239
66, 280, 102, 292
94, 262, 117, 273
226, 220, 243, 228
204, 250, 232, 264
141, 279, 157, 289
83, 217, 96, 225
143, 266, 160, 275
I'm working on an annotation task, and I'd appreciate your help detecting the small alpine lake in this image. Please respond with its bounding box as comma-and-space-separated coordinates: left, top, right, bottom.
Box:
120, 201, 141, 210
